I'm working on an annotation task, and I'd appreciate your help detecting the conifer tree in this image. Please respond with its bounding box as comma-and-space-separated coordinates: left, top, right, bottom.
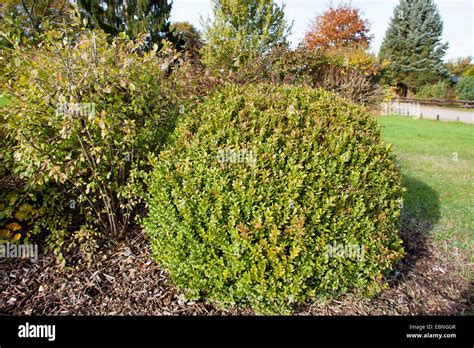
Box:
77, 0, 172, 48
379, 0, 448, 95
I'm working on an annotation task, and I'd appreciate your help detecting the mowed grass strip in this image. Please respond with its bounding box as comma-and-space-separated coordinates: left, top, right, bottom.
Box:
378, 116, 473, 277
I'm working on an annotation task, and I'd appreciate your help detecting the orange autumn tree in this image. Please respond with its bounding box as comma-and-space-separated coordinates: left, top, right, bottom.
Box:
304, 3, 372, 50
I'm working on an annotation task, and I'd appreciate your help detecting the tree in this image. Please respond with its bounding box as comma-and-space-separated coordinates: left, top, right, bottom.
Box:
379, 0, 449, 96
304, 3, 372, 50
447, 57, 474, 77
201, 0, 291, 71
77, 0, 172, 48
170, 21, 203, 56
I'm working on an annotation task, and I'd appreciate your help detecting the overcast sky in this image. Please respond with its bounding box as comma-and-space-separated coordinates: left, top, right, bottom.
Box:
170, 0, 474, 61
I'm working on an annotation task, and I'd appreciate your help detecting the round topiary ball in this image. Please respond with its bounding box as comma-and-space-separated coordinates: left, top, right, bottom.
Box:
144, 84, 404, 314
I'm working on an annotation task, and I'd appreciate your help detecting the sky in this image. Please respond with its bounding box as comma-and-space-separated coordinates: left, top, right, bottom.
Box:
170, 0, 474, 61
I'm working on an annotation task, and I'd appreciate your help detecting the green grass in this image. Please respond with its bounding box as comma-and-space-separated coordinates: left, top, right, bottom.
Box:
377, 116, 473, 266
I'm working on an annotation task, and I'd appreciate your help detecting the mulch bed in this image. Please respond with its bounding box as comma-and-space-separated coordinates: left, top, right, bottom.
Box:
0, 231, 226, 315
1, 226, 472, 316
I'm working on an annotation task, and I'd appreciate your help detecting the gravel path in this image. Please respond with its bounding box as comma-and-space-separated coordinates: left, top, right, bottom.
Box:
383, 102, 474, 124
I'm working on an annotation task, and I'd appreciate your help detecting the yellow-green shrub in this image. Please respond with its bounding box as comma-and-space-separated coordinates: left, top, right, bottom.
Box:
144, 84, 405, 314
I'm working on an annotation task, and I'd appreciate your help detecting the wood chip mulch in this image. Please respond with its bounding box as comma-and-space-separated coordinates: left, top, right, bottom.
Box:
1, 226, 472, 316
0, 231, 228, 315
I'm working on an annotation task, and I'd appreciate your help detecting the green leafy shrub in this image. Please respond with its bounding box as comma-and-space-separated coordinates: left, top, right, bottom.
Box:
259, 45, 329, 86
223, 44, 384, 108
144, 84, 405, 314
1, 18, 182, 255
415, 80, 450, 99
0, 181, 74, 252
456, 76, 474, 101
0, 92, 76, 262
462, 66, 474, 77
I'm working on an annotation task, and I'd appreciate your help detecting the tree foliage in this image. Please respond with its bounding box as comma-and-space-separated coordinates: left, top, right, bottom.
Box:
456, 77, 474, 101
379, 0, 449, 95
201, 0, 291, 71
447, 57, 474, 77
77, 0, 172, 48
304, 3, 372, 50
170, 21, 203, 56
1, 0, 71, 31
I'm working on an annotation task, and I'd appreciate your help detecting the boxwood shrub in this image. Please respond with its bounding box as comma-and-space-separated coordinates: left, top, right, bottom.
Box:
144, 84, 405, 314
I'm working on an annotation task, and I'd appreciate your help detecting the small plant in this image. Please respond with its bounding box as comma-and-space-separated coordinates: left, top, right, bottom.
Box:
144, 84, 405, 314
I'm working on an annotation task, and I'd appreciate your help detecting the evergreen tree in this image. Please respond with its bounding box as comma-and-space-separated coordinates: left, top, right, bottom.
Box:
379, 0, 448, 95
77, 0, 172, 48
202, 0, 291, 71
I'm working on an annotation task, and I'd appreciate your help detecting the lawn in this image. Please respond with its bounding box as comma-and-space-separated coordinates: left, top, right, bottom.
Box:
377, 116, 473, 279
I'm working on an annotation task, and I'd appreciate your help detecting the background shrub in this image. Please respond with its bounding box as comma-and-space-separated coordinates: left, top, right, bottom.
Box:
144, 84, 405, 314
316, 64, 384, 109
455, 76, 474, 101
254, 44, 329, 87
226, 44, 384, 108
415, 80, 451, 99
314, 47, 386, 109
